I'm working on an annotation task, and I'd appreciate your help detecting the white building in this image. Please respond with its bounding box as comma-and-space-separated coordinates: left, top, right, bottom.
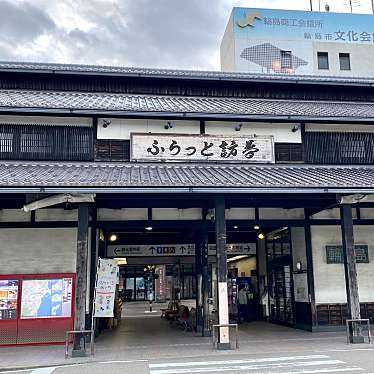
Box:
221, 7, 374, 77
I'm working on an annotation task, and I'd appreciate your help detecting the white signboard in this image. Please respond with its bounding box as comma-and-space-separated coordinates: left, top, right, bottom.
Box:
107, 243, 256, 258
94, 258, 118, 318
131, 133, 274, 163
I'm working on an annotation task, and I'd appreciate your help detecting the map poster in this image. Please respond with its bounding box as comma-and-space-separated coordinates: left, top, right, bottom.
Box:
0, 280, 18, 320
94, 258, 118, 318
20, 278, 72, 319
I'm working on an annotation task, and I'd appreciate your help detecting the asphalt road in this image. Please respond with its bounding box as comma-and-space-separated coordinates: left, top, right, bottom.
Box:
3, 348, 374, 374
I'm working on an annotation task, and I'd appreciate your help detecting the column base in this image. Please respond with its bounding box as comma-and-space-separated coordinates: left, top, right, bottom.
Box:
217, 342, 231, 350
71, 349, 87, 357
349, 335, 365, 344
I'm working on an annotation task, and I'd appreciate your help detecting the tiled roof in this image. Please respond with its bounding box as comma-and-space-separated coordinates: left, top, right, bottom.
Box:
1, 161, 374, 192
0, 90, 373, 120
1, 61, 374, 86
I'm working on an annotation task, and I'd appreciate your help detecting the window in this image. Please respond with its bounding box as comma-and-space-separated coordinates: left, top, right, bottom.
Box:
275, 143, 303, 162
339, 53, 351, 70
280, 50, 292, 69
94, 139, 130, 161
304, 132, 374, 164
0, 124, 93, 161
317, 52, 329, 70
0, 132, 13, 152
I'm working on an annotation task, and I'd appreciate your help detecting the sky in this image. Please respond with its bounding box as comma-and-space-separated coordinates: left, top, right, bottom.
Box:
0, 0, 373, 70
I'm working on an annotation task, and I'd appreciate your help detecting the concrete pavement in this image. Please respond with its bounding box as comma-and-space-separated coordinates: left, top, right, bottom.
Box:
0, 301, 373, 373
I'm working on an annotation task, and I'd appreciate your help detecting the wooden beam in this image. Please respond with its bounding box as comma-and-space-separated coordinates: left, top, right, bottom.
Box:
215, 196, 230, 349
340, 204, 361, 320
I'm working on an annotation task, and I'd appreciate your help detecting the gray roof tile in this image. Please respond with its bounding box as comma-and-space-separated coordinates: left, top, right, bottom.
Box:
1, 161, 374, 191
0, 89, 373, 120
1, 61, 374, 86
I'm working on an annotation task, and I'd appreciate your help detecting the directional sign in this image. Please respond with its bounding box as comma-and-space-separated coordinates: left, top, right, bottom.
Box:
107, 243, 256, 257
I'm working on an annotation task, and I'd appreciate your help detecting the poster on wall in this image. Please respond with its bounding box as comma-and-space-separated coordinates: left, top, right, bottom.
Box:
94, 258, 118, 318
20, 278, 72, 319
155, 265, 167, 303
0, 280, 18, 320
293, 273, 309, 303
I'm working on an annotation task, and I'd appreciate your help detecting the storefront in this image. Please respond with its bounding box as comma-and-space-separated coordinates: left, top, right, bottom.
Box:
0, 62, 374, 347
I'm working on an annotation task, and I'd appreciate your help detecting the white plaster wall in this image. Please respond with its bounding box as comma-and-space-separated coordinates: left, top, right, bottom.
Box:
97, 119, 200, 139
0, 115, 91, 127
225, 208, 255, 220
260, 208, 304, 220
98, 208, 148, 221
220, 12, 235, 71
0, 228, 77, 274
311, 208, 357, 220
36, 209, 78, 221
205, 122, 301, 143
311, 42, 374, 78
359, 208, 374, 219
311, 225, 374, 304
306, 124, 374, 133
152, 208, 202, 220
0, 209, 30, 222
291, 227, 307, 273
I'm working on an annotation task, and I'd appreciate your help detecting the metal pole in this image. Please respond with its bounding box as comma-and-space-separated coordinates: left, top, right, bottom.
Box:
310, 0, 313, 11
372, 0, 374, 15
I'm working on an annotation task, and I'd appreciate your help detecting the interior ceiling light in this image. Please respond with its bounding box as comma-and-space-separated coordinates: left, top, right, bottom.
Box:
258, 232, 265, 240
109, 234, 118, 242
233, 225, 238, 229
254, 225, 260, 230
227, 255, 249, 263
145, 226, 153, 231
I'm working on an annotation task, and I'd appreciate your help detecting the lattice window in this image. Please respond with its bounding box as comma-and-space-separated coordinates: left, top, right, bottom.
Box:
0, 124, 93, 161
305, 132, 374, 164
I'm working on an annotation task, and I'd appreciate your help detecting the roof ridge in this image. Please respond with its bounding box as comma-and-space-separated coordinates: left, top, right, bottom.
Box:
1, 61, 374, 85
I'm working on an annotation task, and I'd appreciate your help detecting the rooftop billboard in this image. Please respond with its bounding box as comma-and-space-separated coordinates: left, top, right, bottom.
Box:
223, 8, 374, 76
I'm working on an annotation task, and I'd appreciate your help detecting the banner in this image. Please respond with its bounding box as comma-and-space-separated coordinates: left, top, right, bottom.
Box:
155, 265, 167, 302
94, 258, 118, 318
107, 243, 256, 258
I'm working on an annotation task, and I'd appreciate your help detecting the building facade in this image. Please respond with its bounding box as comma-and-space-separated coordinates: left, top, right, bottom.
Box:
221, 7, 374, 76
0, 62, 373, 347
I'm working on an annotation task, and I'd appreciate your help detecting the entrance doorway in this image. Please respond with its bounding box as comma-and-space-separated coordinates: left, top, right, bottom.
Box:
267, 228, 295, 325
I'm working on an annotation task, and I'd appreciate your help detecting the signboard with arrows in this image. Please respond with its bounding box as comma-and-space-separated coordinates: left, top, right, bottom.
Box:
107, 243, 256, 258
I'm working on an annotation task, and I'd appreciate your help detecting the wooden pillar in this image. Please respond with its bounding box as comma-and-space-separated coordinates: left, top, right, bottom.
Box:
201, 222, 210, 336
73, 203, 89, 354
340, 204, 361, 320
195, 228, 203, 333
304, 209, 317, 328
88, 206, 97, 329
215, 196, 230, 349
